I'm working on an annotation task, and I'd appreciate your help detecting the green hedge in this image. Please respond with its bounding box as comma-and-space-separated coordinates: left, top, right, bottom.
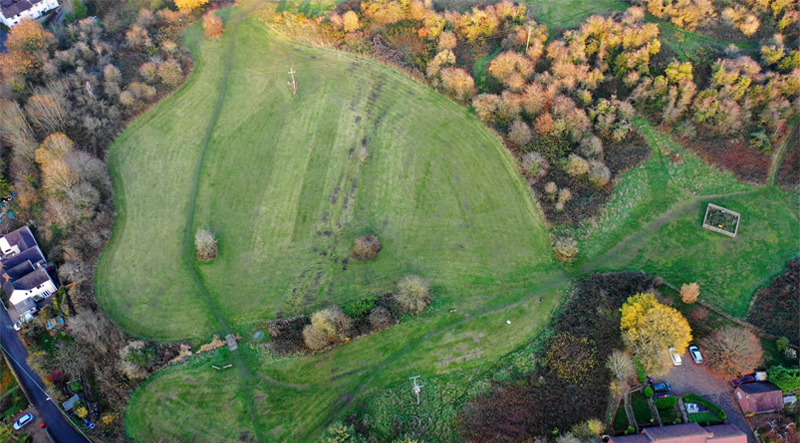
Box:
634, 357, 647, 383
768, 365, 800, 392
683, 393, 726, 420
655, 396, 678, 409
342, 295, 378, 321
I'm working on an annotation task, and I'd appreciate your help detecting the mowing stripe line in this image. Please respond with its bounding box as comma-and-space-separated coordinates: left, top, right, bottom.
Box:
180, 4, 265, 442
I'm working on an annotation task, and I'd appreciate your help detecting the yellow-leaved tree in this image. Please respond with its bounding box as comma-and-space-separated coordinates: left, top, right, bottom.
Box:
620, 293, 692, 375
174, 0, 208, 11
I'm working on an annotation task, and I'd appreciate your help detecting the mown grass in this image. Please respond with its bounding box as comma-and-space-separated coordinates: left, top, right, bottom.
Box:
687, 411, 719, 423
97, 6, 555, 342
630, 391, 653, 424
111, 4, 568, 442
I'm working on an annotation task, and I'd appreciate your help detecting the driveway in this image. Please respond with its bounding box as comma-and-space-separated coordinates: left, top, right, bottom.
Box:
0, 307, 91, 443
660, 351, 754, 443
11, 405, 58, 443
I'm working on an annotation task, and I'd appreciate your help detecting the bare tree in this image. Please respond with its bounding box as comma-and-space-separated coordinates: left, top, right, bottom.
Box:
606, 349, 635, 381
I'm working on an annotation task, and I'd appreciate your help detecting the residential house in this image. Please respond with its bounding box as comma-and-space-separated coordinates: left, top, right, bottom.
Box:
0, 226, 60, 315
609, 423, 747, 443
0, 0, 59, 28
735, 382, 784, 415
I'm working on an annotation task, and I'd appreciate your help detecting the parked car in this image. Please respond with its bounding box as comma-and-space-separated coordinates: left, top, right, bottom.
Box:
689, 345, 703, 364
14, 413, 34, 430
731, 374, 756, 388
669, 347, 682, 366
652, 382, 672, 393
13, 310, 35, 331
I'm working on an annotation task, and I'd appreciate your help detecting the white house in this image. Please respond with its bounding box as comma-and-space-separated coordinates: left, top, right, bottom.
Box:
0, 226, 59, 312
0, 0, 60, 29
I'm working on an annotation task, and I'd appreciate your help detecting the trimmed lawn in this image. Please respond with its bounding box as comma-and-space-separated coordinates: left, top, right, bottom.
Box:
631, 391, 653, 425
613, 401, 629, 431
688, 411, 720, 424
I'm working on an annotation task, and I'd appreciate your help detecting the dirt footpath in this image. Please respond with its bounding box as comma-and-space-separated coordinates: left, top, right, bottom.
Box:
660, 351, 754, 443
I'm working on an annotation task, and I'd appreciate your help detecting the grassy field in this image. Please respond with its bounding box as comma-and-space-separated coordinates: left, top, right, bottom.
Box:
574, 119, 799, 318
97, 5, 555, 342
521, 0, 628, 29
109, 2, 800, 442
104, 3, 568, 441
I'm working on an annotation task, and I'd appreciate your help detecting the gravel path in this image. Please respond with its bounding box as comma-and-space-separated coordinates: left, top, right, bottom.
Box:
660, 350, 754, 443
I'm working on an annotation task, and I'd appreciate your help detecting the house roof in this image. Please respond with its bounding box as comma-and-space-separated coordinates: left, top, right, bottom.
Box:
0, 226, 36, 255
1, 245, 46, 270
0, 0, 46, 19
705, 424, 748, 443
5, 260, 34, 280
643, 423, 709, 443
13, 267, 52, 290
608, 434, 650, 443
738, 382, 781, 395
737, 382, 784, 414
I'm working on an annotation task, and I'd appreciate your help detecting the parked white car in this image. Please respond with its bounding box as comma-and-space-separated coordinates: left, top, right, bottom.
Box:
669, 347, 682, 366
14, 413, 34, 430
689, 345, 703, 364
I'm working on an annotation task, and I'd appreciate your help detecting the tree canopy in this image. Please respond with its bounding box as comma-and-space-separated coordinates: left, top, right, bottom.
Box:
620, 293, 692, 375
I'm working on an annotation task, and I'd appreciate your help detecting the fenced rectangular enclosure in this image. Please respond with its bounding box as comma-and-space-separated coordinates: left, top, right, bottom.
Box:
702, 203, 740, 237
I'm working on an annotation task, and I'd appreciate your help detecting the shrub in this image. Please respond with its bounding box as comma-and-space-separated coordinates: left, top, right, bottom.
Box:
508, 119, 532, 146
395, 275, 431, 314
306, 307, 352, 346
352, 234, 381, 261
368, 306, 393, 331
174, 0, 208, 10
553, 237, 578, 262
342, 295, 378, 320
680, 282, 700, 304
655, 396, 678, 408
195, 229, 218, 261
767, 366, 800, 392
157, 60, 184, 88
565, 154, 590, 177
683, 393, 726, 420
644, 386, 654, 397
70, 380, 83, 392
203, 12, 224, 39
776, 337, 789, 352
607, 350, 635, 381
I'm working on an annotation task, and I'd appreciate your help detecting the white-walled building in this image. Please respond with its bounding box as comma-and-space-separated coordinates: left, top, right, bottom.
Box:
0, 226, 59, 312
0, 0, 60, 29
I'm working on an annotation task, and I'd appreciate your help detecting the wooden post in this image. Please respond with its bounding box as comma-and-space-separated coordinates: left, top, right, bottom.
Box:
287, 67, 298, 96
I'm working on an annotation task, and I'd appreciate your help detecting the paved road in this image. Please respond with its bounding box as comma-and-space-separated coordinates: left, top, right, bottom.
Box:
660, 351, 754, 443
0, 307, 91, 443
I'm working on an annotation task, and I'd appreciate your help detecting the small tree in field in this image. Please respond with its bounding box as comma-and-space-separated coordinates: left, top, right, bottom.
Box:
195, 229, 218, 261
395, 275, 431, 313
701, 326, 762, 377
680, 282, 700, 304
175, 0, 208, 11
203, 13, 223, 39
352, 234, 381, 261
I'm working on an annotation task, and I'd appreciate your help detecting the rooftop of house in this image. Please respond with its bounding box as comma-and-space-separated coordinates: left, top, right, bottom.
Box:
706, 424, 749, 443
737, 382, 784, 413
0, 0, 46, 19
738, 382, 782, 395
644, 423, 709, 443
0, 227, 58, 304
609, 423, 747, 443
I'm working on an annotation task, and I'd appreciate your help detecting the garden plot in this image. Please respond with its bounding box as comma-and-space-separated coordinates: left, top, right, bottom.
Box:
702, 204, 741, 237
